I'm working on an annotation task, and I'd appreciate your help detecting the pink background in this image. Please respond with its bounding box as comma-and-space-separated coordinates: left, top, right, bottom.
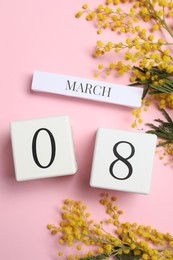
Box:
0, 1, 173, 259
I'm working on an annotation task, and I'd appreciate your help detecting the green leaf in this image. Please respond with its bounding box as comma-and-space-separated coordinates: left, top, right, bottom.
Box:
148, 90, 162, 95
133, 66, 147, 73
80, 252, 142, 260
155, 122, 173, 129
157, 140, 172, 147
79, 253, 109, 260
149, 83, 173, 93
161, 109, 173, 123
146, 109, 173, 145
154, 119, 167, 124
147, 130, 173, 139
131, 66, 173, 97
114, 252, 141, 260
146, 123, 160, 130
142, 83, 150, 99
164, 79, 173, 88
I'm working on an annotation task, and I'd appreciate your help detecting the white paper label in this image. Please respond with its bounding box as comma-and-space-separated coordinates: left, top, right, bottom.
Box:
31, 71, 143, 108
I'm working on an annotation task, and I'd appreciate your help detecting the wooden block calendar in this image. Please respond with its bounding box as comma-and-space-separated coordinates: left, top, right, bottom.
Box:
90, 128, 157, 194
10, 116, 77, 181
10, 116, 157, 195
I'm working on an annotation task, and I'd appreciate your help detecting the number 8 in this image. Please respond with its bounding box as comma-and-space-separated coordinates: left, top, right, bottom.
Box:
109, 141, 135, 180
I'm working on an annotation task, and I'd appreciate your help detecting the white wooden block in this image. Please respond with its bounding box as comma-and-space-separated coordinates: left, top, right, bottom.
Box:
31, 71, 143, 108
10, 116, 77, 181
90, 128, 157, 194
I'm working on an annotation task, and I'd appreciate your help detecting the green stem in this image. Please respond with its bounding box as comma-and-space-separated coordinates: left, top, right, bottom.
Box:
147, 0, 173, 38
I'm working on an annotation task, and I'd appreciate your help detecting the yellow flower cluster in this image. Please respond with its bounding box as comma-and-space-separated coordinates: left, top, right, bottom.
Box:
131, 97, 173, 165
75, 0, 173, 78
155, 141, 173, 165
153, 93, 173, 109
75, 0, 173, 165
130, 67, 173, 109
47, 194, 173, 259
131, 98, 152, 128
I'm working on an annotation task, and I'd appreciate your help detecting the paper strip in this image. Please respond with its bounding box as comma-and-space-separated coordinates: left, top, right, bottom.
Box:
31, 71, 143, 108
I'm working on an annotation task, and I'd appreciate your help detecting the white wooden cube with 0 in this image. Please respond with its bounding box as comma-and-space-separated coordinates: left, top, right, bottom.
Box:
90, 128, 157, 194
11, 116, 77, 181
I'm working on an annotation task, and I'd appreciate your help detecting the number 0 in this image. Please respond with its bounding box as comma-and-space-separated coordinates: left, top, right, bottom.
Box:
32, 128, 56, 168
